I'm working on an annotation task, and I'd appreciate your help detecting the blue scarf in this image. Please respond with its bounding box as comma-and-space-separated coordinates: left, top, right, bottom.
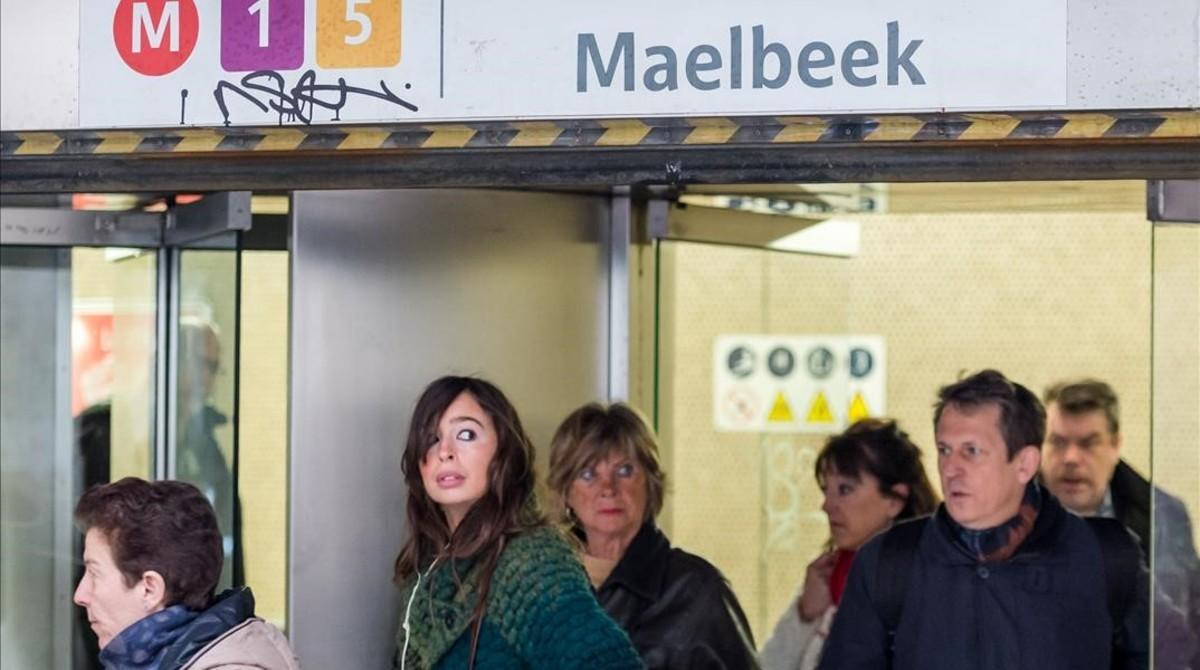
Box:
99, 587, 255, 670
99, 606, 198, 669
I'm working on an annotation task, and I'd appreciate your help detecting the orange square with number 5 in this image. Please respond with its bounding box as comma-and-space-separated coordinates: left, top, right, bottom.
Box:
317, 0, 401, 68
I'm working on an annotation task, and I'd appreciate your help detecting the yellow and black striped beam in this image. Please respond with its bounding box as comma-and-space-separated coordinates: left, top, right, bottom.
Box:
2, 110, 1197, 157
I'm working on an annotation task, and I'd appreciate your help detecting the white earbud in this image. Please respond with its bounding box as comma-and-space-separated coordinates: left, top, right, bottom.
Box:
400, 557, 439, 670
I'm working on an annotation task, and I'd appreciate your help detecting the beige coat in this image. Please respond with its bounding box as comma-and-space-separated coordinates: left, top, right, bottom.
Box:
180, 619, 301, 670
759, 590, 836, 670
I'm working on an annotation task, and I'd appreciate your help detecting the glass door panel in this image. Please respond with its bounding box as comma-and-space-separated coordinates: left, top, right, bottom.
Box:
1, 246, 73, 670
654, 181, 1158, 645
1151, 222, 1200, 670
71, 247, 159, 667
1, 244, 158, 670
74, 248, 159, 487
174, 242, 240, 591
2, 193, 292, 665
171, 226, 292, 628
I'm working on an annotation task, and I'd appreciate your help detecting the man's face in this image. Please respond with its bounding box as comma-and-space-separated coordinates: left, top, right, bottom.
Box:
1042, 403, 1120, 514
936, 403, 1038, 530
73, 529, 154, 649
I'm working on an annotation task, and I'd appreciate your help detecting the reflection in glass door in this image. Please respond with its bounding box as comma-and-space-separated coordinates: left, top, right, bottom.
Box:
173, 244, 240, 591
169, 231, 291, 630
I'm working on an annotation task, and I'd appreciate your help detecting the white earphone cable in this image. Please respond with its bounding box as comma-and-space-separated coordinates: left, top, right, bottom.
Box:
400, 556, 440, 670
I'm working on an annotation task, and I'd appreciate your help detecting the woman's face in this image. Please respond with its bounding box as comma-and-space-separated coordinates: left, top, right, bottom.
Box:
74, 529, 158, 649
820, 467, 904, 551
418, 392, 498, 531
566, 451, 647, 545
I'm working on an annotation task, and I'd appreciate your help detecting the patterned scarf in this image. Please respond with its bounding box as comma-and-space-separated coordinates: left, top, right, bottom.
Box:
953, 482, 1042, 563
98, 605, 198, 669
99, 587, 254, 670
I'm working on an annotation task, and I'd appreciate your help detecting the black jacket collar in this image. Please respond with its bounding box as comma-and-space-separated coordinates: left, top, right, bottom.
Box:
1108, 459, 1151, 554
598, 522, 670, 601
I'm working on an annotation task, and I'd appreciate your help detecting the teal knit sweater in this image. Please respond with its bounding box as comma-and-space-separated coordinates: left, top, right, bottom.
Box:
394, 526, 643, 669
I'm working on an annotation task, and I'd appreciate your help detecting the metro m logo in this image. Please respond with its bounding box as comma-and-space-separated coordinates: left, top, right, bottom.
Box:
113, 0, 199, 76
132, 1, 180, 53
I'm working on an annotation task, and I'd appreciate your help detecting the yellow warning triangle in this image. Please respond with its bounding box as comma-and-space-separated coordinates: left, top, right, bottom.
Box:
807, 391, 835, 423
767, 391, 794, 422
848, 392, 871, 423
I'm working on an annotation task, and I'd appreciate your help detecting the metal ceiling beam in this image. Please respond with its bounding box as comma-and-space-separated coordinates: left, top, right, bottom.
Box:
3, 140, 1198, 194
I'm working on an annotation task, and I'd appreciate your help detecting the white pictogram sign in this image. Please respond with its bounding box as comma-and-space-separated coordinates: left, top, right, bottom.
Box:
713, 335, 886, 433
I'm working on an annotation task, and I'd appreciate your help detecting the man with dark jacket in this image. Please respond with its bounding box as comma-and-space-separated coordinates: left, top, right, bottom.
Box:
1042, 379, 1200, 669
818, 370, 1148, 670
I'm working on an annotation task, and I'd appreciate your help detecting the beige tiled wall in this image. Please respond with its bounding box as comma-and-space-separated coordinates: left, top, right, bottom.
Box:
238, 251, 290, 630
657, 206, 1162, 642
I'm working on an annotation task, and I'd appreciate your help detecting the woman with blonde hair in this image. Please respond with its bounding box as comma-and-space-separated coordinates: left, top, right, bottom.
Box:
549, 401, 757, 669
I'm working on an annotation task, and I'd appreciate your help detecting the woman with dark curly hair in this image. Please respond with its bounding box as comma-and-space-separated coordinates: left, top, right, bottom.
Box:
392, 376, 641, 670
760, 419, 939, 670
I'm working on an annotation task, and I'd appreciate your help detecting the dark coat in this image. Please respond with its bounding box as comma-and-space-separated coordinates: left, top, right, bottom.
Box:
1111, 460, 1200, 669
818, 492, 1149, 670
595, 523, 759, 670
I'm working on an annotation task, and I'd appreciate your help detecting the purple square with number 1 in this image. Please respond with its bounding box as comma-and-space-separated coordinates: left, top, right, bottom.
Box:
221, 0, 304, 72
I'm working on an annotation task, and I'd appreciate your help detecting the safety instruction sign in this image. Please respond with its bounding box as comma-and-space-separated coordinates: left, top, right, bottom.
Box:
79, 0, 1066, 127
714, 335, 886, 433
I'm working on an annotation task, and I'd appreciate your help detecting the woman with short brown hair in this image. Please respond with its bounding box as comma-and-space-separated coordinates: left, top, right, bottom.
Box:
73, 477, 299, 668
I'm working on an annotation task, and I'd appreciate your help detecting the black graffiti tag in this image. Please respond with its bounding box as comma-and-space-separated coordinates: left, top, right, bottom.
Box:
207, 69, 418, 126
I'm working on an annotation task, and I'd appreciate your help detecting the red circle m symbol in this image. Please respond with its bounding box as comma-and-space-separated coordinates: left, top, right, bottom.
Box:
113, 0, 199, 76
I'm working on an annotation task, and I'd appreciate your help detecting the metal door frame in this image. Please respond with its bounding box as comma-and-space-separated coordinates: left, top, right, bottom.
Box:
2, 112, 1197, 193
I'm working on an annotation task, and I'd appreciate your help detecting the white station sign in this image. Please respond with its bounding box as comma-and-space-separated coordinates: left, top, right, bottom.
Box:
80, 0, 1067, 127
714, 335, 887, 433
